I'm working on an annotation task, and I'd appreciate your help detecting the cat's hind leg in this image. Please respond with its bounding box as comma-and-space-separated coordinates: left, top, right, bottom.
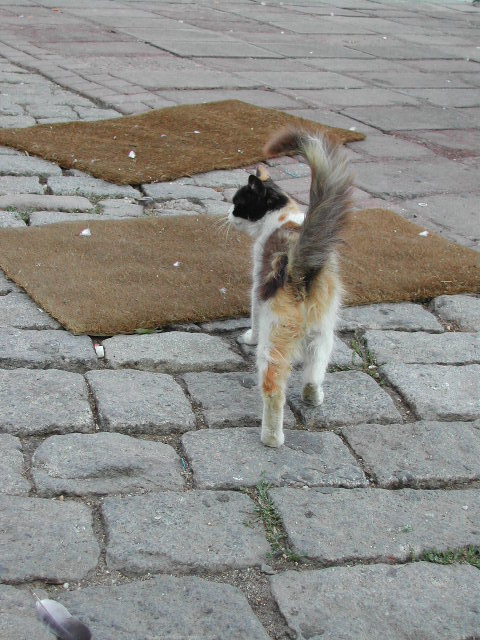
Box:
301, 307, 337, 406
257, 298, 302, 447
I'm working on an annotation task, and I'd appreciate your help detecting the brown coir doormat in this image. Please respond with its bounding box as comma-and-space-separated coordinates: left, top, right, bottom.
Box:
0, 100, 364, 185
0, 210, 478, 336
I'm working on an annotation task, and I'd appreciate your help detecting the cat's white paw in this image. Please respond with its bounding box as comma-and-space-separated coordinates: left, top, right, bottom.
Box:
261, 428, 285, 448
238, 329, 258, 345
302, 383, 324, 406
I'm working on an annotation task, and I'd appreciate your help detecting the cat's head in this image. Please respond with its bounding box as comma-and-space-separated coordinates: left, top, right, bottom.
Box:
228, 166, 289, 236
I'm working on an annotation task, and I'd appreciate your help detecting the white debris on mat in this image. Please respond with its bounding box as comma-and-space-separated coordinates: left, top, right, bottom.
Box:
128, 150, 136, 159
418, 230, 429, 237
80, 228, 91, 237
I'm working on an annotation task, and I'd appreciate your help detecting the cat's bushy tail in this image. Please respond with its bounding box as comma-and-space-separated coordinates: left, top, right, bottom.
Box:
264, 129, 353, 289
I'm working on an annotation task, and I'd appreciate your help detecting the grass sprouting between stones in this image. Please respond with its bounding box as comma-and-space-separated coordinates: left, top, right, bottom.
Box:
253, 476, 302, 563
350, 331, 382, 383
421, 546, 480, 570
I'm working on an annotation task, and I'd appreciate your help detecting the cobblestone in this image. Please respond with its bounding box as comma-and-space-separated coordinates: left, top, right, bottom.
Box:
60, 576, 270, 640
103, 331, 243, 373
85, 369, 195, 434
342, 421, 480, 488
270, 487, 480, 563
364, 330, 479, 365
288, 370, 402, 428
32, 432, 184, 496
0, 292, 60, 329
0, 585, 51, 639
0, 155, 62, 177
47, 176, 140, 199
0, 369, 94, 436
142, 182, 223, 202
0, 328, 97, 370
28, 210, 101, 226
0, 194, 94, 211
182, 371, 296, 429
0, 211, 25, 227
0, 434, 30, 495
430, 294, 480, 332
0, 176, 44, 195
0, 495, 99, 583
271, 563, 480, 640
182, 427, 367, 489
103, 490, 270, 574
337, 302, 443, 332
381, 363, 479, 421
0, 271, 19, 294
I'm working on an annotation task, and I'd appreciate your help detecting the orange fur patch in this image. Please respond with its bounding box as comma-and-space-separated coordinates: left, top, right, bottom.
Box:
282, 221, 301, 231
278, 213, 287, 223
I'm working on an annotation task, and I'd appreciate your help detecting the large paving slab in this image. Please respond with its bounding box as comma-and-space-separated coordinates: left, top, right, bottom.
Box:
0, 194, 94, 211
0, 292, 61, 329
0, 155, 62, 177
430, 294, 480, 332
47, 175, 140, 199
270, 487, 480, 563
364, 330, 479, 365
182, 371, 295, 429
0, 585, 51, 640
103, 331, 243, 373
381, 363, 479, 421
0, 434, 30, 495
0, 495, 99, 583
288, 370, 402, 428
142, 182, 223, 201
353, 157, 475, 197
182, 427, 367, 489
270, 563, 480, 640
0, 328, 97, 370
32, 432, 184, 496
342, 421, 480, 488
343, 104, 472, 131
85, 370, 195, 434
0, 369, 94, 436
60, 576, 269, 640
337, 302, 443, 332
103, 490, 270, 574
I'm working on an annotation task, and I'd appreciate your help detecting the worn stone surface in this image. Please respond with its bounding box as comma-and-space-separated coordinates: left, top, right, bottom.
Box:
98, 199, 144, 217
337, 302, 443, 332
189, 169, 250, 188
32, 432, 184, 496
0, 194, 94, 211
271, 487, 480, 563
0, 292, 60, 329
103, 490, 269, 574
47, 176, 140, 199
0, 434, 30, 495
142, 182, 223, 201
201, 317, 251, 333
183, 428, 367, 489
288, 370, 401, 428
0, 328, 97, 370
0, 211, 25, 227
0, 271, 19, 295
103, 331, 243, 373
342, 421, 480, 488
183, 371, 295, 429
0, 176, 44, 194
364, 330, 479, 365
28, 210, 101, 226
271, 563, 480, 640
0, 585, 51, 640
0, 495, 99, 582
85, 370, 195, 434
0, 155, 62, 177
60, 576, 270, 640
0, 369, 94, 436
430, 294, 480, 332
381, 363, 479, 421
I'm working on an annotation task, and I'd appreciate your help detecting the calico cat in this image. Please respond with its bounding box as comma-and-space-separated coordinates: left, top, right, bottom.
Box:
228, 129, 352, 447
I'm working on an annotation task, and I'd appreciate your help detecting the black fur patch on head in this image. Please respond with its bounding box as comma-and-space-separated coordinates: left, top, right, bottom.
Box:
231, 174, 288, 222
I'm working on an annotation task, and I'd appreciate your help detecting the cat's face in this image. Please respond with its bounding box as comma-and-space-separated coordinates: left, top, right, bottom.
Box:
228, 168, 288, 236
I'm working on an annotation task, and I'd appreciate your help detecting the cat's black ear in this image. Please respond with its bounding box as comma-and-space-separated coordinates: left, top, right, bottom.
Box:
248, 174, 266, 195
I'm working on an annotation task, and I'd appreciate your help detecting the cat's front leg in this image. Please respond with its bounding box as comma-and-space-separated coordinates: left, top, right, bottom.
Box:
239, 287, 259, 345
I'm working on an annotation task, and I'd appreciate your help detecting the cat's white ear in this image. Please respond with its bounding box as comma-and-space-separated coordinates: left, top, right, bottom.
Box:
256, 165, 270, 181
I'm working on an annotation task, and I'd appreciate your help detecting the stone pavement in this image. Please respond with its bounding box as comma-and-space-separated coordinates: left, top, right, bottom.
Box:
0, 1, 479, 639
